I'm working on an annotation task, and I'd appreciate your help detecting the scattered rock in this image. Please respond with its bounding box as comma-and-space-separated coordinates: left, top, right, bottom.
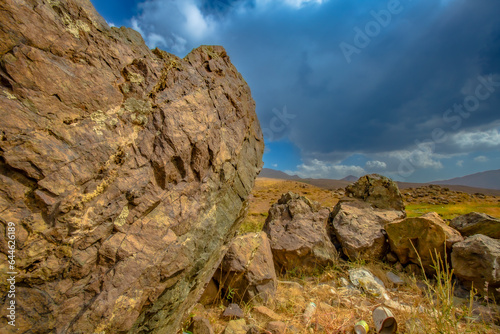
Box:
450, 212, 500, 239
188, 316, 214, 334
222, 303, 245, 320
263, 192, 338, 274
349, 268, 389, 299
245, 326, 260, 334
266, 321, 287, 334
385, 212, 463, 273
345, 174, 405, 211
386, 272, 404, 286
224, 319, 249, 334
451, 234, 500, 298
330, 199, 404, 261
215, 232, 277, 303
0, 0, 264, 333
252, 305, 282, 322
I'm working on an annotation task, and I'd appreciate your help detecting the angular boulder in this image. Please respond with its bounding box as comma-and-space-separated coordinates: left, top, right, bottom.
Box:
263, 192, 338, 274
450, 212, 500, 239
0, 0, 263, 333
330, 199, 405, 261
451, 234, 500, 298
214, 232, 277, 303
345, 174, 405, 211
385, 212, 463, 273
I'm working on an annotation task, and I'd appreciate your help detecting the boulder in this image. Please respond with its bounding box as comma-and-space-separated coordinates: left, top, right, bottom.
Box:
450, 212, 500, 239
263, 192, 338, 274
214, 232, 277, 303
385, 212, 463, 273
451, 234, 500, 298
0, 0, 264, 333
329, 199, 405, 261
345, 174, 405, 211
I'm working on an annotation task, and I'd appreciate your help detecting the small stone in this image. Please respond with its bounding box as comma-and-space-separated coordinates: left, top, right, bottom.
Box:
224, 319, 249, 334
252, 305, 282, 322
266, 321, 287, 334
245, 325, 260, 334
386, 252, 398, 263
222, 303, 245, 319
189, 316, 214, 334
386, 271, 404, 285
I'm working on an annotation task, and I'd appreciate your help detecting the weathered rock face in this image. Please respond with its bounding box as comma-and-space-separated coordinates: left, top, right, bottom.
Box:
329, 199, 405, 261
385, 212, 463, 273
263, 192, 338, 274
0, 1, 264, 333
345, 174, 405, 211
214, 232, 277, 303
451, 234, 500, 298
450, 212, 500, 239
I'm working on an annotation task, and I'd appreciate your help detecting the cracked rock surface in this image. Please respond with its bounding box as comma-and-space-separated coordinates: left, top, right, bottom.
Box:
0, 0, 263, 333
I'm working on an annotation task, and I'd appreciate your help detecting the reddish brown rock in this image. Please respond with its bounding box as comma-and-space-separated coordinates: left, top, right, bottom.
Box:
451, 234, 500, 298
0, 0, 263, 333
329, 199, 405, 261
450, 212, 500, 239
263, 192, 338, 274
386, 212, 463, 273
215, 232, 277, 303
345, 174, 405, 211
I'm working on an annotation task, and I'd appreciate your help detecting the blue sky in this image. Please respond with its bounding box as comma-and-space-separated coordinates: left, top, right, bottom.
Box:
91, 0, 500, 182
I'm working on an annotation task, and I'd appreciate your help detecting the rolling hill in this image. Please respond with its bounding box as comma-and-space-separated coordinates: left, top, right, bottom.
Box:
432, 169, 500, 190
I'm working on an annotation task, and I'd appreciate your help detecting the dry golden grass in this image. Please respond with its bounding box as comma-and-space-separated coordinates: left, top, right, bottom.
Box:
185, 178, 500, 333
187, 260, 499, 333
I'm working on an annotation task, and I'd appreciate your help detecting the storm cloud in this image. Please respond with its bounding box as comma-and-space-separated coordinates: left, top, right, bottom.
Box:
92, 0, 500, 181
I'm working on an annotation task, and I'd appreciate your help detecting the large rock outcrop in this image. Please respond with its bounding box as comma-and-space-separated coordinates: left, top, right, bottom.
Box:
263, 192, 338, 274
0, 1, 264, 333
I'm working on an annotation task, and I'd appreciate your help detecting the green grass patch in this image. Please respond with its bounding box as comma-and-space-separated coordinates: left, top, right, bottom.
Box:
406, 203, 500, 220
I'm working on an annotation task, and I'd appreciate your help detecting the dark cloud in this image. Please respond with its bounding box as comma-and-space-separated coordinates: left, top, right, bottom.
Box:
94, 0, 500, 180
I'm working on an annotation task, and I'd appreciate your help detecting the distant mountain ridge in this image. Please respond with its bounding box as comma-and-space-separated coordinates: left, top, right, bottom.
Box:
432, 169, 500, 190
259, 168, 500, 195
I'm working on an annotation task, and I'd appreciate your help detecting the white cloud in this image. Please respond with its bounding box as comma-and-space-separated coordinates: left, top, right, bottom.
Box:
456, 160, 464, 167
474, 155, 489, 162
286, 159, 365, 179
181, 2, 214, 39
365, 160, 387, 170
451, 128, 500, 149
389, 147, 443, 170
256, 0, 327, 9
272, 163, 278, 168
